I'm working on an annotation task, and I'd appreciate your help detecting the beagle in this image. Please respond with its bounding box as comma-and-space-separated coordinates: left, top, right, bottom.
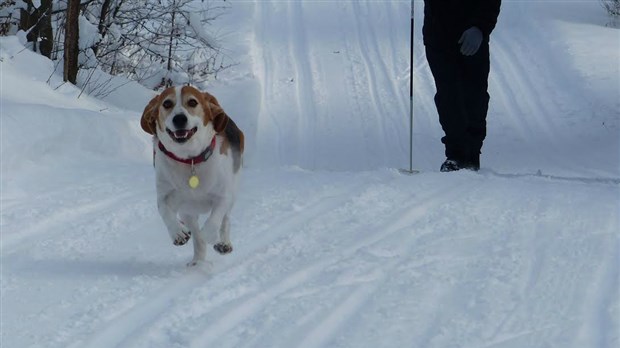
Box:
141, 86, 244, 266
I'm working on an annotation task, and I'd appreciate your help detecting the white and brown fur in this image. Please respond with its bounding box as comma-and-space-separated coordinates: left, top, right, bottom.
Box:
141, 86, 244, 266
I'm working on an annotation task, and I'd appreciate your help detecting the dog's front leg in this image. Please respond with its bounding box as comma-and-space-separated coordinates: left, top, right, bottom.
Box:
200, 199, 231, 246
158, 192, 191, 246
213, 214, 233, 255
179, 214, 205, 266
201, 201, 234, 255
200, 213, 223, 245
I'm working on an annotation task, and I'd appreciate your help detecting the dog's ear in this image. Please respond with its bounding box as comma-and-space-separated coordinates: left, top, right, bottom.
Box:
202, 92, 221, 107
141, 94, 160, 135
209, 103, 229, 133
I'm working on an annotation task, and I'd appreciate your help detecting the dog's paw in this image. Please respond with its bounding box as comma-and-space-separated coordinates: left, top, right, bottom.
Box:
213, 243, 233, 255
186, 259, 213, 270
173, 230, 191, 246
187, 259, 202, 267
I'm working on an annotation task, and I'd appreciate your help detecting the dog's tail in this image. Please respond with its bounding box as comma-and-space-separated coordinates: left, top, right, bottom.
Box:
224, 118, 244, 172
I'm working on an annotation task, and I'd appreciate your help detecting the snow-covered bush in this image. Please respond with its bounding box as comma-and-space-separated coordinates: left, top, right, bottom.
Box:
83, 0, 231, 89
601, 0, 620, 16
0, 0, 17, 36
2, 0, 231, 90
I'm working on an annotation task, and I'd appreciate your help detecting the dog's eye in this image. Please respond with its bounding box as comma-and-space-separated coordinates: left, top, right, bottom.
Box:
187, 99, 198, 108
163, 100, 173, 109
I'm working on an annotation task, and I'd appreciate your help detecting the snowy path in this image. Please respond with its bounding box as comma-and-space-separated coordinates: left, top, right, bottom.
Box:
249, 0, 619, 177
251, 0, 413, 170
2, 1, 619, 347
3, 166, 618, 347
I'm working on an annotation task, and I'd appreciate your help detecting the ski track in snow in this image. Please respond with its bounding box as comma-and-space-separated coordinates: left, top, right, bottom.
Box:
189, 180, 472, 348
2, 190, 142, 254
81, 175, 477, 348
72, 176, 365, 347
2, 1, 619, 348
5, 168, 617, 348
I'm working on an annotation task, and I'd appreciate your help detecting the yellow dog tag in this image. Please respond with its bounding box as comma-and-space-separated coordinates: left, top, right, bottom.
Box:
189, 175, 200, 189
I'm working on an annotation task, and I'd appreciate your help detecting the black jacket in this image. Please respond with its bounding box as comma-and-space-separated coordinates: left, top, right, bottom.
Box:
423, 0, 501, 48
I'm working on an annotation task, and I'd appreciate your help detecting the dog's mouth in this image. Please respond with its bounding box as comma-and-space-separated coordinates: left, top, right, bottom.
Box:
167, 127, 197, 143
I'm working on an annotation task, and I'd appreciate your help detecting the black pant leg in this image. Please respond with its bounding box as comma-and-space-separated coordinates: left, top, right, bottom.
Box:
462, 41, 491, 157
425, 45, 471, 161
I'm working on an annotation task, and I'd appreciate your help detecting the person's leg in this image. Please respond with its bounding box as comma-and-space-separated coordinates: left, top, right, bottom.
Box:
462, 41, 491, 169
425, 45, 471, 163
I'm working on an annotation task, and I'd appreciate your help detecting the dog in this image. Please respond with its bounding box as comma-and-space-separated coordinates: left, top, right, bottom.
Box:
141, 85, 244, 266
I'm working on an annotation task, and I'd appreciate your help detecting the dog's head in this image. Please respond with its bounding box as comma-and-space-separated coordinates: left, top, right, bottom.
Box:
141, 86, 229, 156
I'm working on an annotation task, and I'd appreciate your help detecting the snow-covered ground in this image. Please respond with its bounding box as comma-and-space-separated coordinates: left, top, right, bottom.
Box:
2, 1, 619, 347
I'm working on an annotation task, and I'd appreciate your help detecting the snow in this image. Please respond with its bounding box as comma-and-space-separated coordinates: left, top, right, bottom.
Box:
79, 16, 100, 52
1, 1, 619, 348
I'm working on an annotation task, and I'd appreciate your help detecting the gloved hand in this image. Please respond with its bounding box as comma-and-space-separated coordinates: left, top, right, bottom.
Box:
458, 27, 483, 56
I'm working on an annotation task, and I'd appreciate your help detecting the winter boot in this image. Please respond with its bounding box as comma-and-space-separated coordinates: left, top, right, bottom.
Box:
466, 154, 480, 171
440, 159, 461, 172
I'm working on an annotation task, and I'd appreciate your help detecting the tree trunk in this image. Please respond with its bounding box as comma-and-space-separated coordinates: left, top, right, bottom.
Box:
19, 1, 36, 50
18, 1, 32, 31
167, 7, 176, 73
93, 0, 112, 55
38, 0, 53, 58
18, 0, 53, 58
64, 0, 80, 84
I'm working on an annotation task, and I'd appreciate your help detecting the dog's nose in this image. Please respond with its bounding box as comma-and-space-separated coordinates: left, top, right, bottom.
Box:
172, 114, 187, 128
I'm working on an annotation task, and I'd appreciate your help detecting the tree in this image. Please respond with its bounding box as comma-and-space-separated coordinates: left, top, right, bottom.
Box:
83, 0, 229, 89
2, 0, 230, 90
16, 0, 53, 58
0, 1, 18, 36
64, 0, 80, 83
601, 0, 620, 16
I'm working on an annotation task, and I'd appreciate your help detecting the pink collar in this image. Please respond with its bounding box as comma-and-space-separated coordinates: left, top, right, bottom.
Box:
158, 136, 216, 165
